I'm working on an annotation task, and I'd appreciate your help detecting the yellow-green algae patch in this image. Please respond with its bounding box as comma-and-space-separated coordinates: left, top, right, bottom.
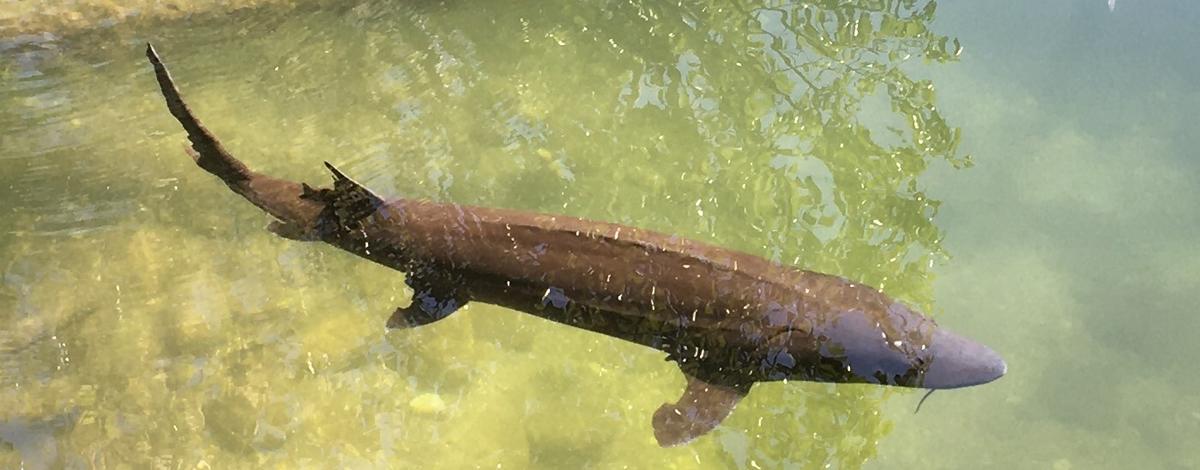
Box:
0, 218, 420, 466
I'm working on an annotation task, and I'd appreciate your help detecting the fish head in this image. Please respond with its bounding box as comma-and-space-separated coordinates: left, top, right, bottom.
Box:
917, 326, 1007, 389
763, 302, 1005, 389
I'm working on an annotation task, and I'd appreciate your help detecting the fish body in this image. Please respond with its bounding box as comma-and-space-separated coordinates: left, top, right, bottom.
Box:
146, 44, 1005, 447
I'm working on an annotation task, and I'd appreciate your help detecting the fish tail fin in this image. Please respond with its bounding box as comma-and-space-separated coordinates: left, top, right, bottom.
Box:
148, 44, 327, 227
145, 43, 252, 186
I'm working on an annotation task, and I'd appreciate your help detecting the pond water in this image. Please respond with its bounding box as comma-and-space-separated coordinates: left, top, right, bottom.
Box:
1, 1, 1197, 468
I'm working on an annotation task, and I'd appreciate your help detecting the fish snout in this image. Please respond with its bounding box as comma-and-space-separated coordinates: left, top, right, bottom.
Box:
921, 328, 1006, 389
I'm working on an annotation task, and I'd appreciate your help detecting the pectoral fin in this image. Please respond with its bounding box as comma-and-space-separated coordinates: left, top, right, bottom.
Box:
652, 374, 751, 447
387, 269, 470, 329
267, 220, 319, 241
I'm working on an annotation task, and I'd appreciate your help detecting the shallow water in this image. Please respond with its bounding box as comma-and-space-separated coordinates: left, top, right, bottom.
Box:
1, 1, 1197, 468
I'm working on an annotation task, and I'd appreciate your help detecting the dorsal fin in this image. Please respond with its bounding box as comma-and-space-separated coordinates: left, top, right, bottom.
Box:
652, 374, 751, 447
321, 161, 386, 226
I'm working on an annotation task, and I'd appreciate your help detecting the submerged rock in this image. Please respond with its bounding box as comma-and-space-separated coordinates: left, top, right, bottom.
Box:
408, 393, 446, 415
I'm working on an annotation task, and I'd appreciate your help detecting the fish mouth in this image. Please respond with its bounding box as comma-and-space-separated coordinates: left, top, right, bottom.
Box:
920, 328, 1006, 389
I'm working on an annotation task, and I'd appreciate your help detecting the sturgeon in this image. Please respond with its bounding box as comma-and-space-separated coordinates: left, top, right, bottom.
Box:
146, 44, 1005, 447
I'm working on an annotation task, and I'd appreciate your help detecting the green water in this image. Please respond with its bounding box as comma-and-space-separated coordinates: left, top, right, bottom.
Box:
1, 1, 1196, 468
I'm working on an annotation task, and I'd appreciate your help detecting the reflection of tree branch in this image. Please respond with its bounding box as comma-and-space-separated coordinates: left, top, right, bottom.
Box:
725, 0, 816, 120
741, 4, 822, 91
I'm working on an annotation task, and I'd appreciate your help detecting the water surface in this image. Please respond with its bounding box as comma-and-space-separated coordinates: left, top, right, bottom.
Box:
1, 1, 1196, 468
